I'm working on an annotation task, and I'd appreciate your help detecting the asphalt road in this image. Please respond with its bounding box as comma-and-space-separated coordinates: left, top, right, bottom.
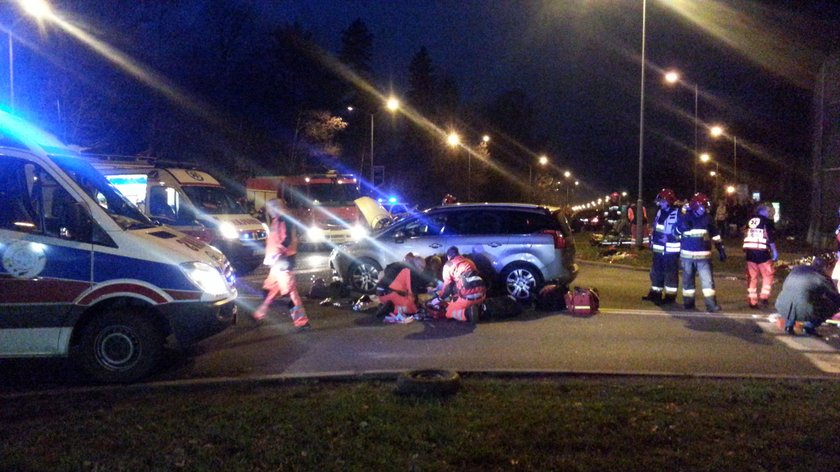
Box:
4, 250, 840, 394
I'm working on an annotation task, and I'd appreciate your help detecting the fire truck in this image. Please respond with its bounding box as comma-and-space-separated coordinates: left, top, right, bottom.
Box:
246, 171, 389, 246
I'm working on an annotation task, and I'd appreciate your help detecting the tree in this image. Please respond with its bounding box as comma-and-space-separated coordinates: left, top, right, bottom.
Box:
338, 18, 374, 77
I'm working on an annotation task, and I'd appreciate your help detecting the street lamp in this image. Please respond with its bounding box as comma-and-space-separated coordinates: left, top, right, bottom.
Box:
529, 155, 549, 202
635, 0, 648, 248
447, 131, 472, 200
710, 125, 738, 183
7, 1, 53, 110
368, 95, 400, 186
664, 69, 700, 193
563, 170, 572, 204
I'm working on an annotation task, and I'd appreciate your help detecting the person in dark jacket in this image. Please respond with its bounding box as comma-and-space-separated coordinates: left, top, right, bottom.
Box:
775, 256, 840, 335
675, 193, 726, 312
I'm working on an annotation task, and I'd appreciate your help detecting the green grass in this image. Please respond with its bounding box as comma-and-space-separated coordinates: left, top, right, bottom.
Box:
573, 231, 814, 275
3, 377, 840, 471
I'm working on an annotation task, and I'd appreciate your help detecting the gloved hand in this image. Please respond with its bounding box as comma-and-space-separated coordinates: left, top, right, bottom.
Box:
718, 245, 727, 262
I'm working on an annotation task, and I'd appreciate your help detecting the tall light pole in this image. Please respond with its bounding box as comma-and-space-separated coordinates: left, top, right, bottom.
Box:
636, 0, 647, 248
368, 96, 400, 186
664, 70, 700, 193
446, 131, 468, 199
710, 124, 738, 184
563, 170, 572, 204
7, 0, 55, 111
529, 155, 549, 202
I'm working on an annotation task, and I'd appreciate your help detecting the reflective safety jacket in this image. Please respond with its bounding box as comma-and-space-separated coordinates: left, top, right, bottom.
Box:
675, 211, 721, 259
651, 206, 680, 254
742, 215, 774, 264
438, 255, 485, 299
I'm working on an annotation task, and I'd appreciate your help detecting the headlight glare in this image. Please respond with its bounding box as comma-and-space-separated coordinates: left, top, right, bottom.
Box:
308, 226, 325, 242
218, 221, 239, 240
181, 262, 229, 296
350, 224, 368, 241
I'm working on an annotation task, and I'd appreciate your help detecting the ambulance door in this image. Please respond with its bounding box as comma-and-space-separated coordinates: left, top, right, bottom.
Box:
146, 169, 211, 241
0, 156, 94, 356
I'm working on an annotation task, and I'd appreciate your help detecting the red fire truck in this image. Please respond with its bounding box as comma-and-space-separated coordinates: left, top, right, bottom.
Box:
246, 171, 388, 245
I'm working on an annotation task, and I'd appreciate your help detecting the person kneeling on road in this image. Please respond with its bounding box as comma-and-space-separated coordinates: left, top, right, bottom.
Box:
433, 246, 486, 323
375, 253, 432, 324
775, 256, 840, 336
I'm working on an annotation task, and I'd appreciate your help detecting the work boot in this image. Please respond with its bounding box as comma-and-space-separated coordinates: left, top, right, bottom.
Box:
657, 294, 676, 306
683, 297, 695, 310
641, 289, 661, 303
705, 298, 721, 313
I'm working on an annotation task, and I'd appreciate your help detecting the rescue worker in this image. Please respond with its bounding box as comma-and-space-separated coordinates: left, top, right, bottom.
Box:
627, 200, 649, 240
253, 199, 311, 330
374, 253, 431, 323
602, 192, 622, 235
434, 246, 486, 323
742, 203, 778, 308
675, 193, 726, 312
642, 189, 680, 305
775, 256, 840, 335
832, 205, 840, 290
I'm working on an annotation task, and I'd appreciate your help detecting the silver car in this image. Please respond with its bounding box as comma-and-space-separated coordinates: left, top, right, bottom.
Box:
329, 203, 578, 301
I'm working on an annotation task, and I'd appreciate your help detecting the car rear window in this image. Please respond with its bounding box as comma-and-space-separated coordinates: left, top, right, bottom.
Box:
503, 210, 559, 234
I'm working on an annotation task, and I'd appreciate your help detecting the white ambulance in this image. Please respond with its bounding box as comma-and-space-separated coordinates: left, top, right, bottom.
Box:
91, 158, 267, 273
0, 114, 237, 383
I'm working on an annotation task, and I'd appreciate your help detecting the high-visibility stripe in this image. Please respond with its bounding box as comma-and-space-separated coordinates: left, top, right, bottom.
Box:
681, 250, 711, 258
683, 289, 696, 296
702, 288, 716, 297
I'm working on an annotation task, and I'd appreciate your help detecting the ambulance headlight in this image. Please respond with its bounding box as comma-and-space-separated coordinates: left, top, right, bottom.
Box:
350, 224, 368, 241
218, 221, 239, 240
181, 262, 229, 296
307, 226, 325, 242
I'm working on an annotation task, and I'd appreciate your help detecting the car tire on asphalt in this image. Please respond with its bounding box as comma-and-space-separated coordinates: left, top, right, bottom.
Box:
395, 369, 461, 397
349, 258, 382, 294
75, 308, 165, 384
500, 262, 544, 302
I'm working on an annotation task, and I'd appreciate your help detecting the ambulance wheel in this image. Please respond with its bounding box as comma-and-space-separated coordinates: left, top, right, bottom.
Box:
348, 259, 382, 294
501, 262, 543, 302
395, 369, 461, 397
76, 309, 165, 384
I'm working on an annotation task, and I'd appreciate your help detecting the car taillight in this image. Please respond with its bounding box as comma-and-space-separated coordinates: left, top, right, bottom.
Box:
542, 229, 566, 249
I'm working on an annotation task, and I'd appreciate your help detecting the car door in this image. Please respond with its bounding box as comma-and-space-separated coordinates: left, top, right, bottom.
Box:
385, 211, 449, 261
0, 156, 94, 356
443, 209, 505, 278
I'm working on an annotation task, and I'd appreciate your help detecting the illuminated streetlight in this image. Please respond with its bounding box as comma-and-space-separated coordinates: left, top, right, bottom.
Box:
699, 153, 711, 163
482, 134, 490, 143
19, 0, 53, 19
7, 0, 54, 110
529, 155, 549, 202
709, 125, 738, 183
664, 68, 701, 193
367, 95, 401, 185
446, 131, 461, 147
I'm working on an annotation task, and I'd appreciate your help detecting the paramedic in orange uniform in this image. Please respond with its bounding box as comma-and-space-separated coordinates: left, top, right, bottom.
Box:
436, 246, 486, 323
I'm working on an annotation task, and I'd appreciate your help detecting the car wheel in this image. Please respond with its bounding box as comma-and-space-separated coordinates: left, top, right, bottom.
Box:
349, 259, 382, 294
394, 369, 461, 397
75, 308, 164, 384
501, 262, 544, 302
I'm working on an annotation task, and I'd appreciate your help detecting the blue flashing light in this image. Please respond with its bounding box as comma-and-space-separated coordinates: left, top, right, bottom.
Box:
377, 198, 384, 202
388, 196, 397, 203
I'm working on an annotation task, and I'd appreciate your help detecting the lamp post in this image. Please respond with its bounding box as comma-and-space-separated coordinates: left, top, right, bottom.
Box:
367, 96, 400, 186
664, 70, 700, 193
710, 125, 738, 184
635, 0, 647, 248
446, 131, 469, 200
529, 155, 549, 202
563, 170, 572, 204
7, 1, 53, 110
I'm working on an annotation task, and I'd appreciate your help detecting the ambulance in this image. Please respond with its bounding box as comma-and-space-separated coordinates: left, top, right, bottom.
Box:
0, 113, 237, 383
91, 158, 268, 273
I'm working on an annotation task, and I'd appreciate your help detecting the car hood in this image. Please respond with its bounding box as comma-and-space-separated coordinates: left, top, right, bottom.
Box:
355, 196, 391, 230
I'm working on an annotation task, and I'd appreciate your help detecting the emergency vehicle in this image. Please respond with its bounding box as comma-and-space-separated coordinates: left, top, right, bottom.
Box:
246, 171, 390, 245
0, 113, 237, 383
91, 157, 267, 273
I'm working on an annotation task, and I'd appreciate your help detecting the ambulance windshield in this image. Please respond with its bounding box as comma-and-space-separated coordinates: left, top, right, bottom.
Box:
181, 186, 245, 215
51, 155, 155, 230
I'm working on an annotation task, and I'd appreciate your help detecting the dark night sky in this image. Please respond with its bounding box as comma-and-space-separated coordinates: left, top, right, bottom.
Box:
265, 0, 840, 202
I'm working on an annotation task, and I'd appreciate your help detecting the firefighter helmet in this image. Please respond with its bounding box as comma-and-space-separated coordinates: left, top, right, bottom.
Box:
689, 193, 710, 211
655, 188, 677, 205
442, 194, 458, 205
609, 192, 620, 203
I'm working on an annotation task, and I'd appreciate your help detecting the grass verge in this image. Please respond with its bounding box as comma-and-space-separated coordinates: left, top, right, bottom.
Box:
3, 376, 840, 471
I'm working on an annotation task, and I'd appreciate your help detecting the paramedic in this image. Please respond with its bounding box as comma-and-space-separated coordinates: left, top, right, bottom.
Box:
742, 203, 778, 308
435, 246, 486, 323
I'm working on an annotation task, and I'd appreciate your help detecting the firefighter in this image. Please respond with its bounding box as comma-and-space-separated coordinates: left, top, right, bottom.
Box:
676, 193, 726, 312
442, 194, 458, 205
374, 253, 432, 323
603, 192, 622, 235
434, 246, 486, 323
254, 199, 311, 330
642, 189, 680, 305
742, 203, 778, 308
